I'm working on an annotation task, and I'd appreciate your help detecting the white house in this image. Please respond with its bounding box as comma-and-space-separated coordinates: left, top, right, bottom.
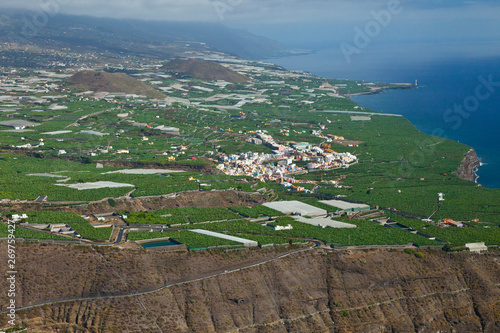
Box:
11, 214, 28, 222
271, 224, 293, 231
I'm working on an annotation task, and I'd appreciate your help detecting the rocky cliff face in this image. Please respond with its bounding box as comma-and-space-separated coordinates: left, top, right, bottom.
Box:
2, 244, 499, 332
456, 149, 481, 183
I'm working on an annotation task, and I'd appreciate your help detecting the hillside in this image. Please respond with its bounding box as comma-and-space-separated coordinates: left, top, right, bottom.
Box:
163, 59, 250, 83
2, 243, 499, 332
0, 10, 297, 60
66, 70, 166, 99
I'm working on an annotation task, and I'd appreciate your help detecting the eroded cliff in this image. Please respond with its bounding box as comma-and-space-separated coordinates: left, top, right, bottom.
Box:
456, 149, 481, 183
1, 244, 499, 332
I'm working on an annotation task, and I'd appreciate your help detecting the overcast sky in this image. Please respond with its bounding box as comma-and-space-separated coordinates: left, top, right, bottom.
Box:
2, 0, 500, 52
2, 0, 499, 22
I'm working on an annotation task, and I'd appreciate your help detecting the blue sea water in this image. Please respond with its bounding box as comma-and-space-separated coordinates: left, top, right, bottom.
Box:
269, 49, 500, 189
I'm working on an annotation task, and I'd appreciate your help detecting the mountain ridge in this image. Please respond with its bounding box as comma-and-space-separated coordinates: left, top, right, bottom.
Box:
0, 9, 297, 60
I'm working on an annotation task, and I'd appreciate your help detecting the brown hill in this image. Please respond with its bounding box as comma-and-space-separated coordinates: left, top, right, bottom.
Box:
163, 58, 250, 83
66, 70, 166, 99
4, 244, 500, 332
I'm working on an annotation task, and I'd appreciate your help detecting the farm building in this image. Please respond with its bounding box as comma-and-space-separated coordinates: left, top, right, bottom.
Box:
465, 242, 487, 253
441, 218, 463, 227
267, 224, 293, 231
156, 125, 180, 135
448, 221, 464, 228
189, 229, 258, 247
263, 201, 327, 217
319, 200, 370, 213
11, 214, 28, 221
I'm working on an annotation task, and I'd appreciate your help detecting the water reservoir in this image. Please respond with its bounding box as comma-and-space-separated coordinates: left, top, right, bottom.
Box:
140, 238, 184, 249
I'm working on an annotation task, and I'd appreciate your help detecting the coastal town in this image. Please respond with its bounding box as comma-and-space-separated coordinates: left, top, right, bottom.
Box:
217, 130, 357, 188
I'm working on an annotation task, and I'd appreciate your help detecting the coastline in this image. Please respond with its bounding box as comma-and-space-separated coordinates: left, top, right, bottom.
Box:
264, 49, 315, 60
346, 83, 416, 97
346, 85, 483, 185
347, 88, 484, 187
268, 53, 496, 188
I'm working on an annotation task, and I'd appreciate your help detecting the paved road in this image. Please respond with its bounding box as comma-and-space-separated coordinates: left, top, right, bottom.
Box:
1, 241, 321, 314
115, 228, 124, 243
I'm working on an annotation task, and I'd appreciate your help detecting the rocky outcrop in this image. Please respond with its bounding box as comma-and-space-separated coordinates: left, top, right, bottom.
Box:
162, 59, 250, 83
3, 244, 499, 332
66, 70, 166, 99
456, 149, 481, 182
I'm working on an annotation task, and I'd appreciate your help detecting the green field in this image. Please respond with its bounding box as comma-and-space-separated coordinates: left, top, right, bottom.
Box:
2, 211, 112, 241
0, 223, 72, 241
229, 205, 283, 218
128, 230, 240, 249
0, 153, 255, 202
391, 216, 500, 247
0, 60, 499, 247
154, 207, 242, 224
128, 225, 301, 248
175, 218, 439, 247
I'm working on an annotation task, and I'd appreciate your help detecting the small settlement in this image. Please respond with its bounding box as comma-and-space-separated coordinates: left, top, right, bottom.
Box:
217, 130, 357, 187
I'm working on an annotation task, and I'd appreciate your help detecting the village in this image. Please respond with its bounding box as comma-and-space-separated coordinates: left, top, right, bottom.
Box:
216, 130, 357, 190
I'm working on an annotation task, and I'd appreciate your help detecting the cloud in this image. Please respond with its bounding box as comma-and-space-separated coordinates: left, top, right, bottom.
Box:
0, 0, 221, 21
1, 0, 498, 23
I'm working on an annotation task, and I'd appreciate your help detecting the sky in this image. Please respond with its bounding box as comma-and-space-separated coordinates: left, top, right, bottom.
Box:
2, 0, 500, 54
2, 0, 500, 23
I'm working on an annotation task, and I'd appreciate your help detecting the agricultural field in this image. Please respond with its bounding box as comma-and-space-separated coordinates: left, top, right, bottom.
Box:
0, 223, 72, 241
127, 230, 240, 249
234, 234, 303, 246
66, 220, 113, 242
2, 211, 112, 241
391, 216, 500, 247
178, 219, 273, 234
0, 154, 134, 201
0, 59, 498, 242
229, 205, 283, 218
122, 212, 169, 225
154, 207, 242, 224
0, 153, 256, 201
175, 217, 439, 247
127, 221, 301, 247
125, 207, 243, 226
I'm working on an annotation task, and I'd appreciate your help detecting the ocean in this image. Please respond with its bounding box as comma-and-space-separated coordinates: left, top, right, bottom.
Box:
269, 49, 500, 189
